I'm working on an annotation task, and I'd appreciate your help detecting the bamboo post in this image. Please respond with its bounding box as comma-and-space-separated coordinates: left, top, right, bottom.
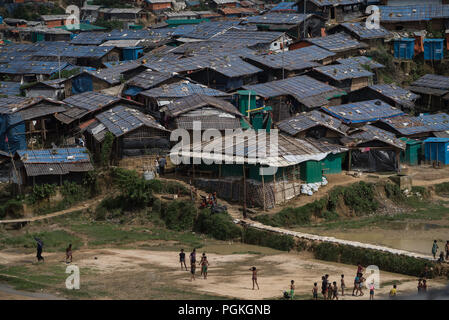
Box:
273, 170, 277, 207
242, 163, 247, 219
261, 169, 266, 211
292, 165, 298, 197
282, 169, 287, 204
348, 149, 352, 171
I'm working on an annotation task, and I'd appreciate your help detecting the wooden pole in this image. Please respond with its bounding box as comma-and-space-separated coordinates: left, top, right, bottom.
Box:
273, 169, 277, 208
282, 169, 287, 204
348, 149, 352, 171
242, 163, 247, 219
261, 168, 266, 211
292, 165, 297, 197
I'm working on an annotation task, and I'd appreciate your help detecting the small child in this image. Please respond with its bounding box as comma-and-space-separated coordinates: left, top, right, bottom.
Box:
340, 274, 345, 296
389, 284, 397, 299
369, 282, 375, 300
332, 281, 339, 300
312, 282, 318, 300
327, 283, 333, 300
290, 280, 295, 300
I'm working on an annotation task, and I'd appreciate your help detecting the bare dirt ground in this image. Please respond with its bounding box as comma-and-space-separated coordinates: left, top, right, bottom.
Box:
1, 246, 446, 300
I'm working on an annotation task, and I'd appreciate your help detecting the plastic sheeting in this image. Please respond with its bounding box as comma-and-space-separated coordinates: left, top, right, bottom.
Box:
72, 73, 93, 94
351, 149, 397, 172
0, 114, 26, 154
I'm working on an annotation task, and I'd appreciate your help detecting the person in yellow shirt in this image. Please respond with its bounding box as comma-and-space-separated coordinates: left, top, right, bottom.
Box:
389, 284, 397, 299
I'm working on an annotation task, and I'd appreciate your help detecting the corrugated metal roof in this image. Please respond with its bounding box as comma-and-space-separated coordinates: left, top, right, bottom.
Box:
92, 105, 168, 142
0, 96, 43, 114
380, 115, 432, 136
139, 81, 229, 98
245, 45, 334, 71
277, 110, 349, 136
17, 147, 91, 164
0, 82, 22, 96
270, 2, 298, 12
181, 20, 241, 40
82, 61, 143, 85
172, 130, 346, 167
244, 13, 310, 25
336, 56, 384, 70
162, 94, 241, 117
63, 91, 120, 111
175, 116, 241, 130
308, 0, 364, 6
243, 75, 344, 103
368, 84, 419, 107
307, 32, 367, 53
32, 44, 116, 59
411, 74, 449, 91
211, 29, 284, 46
340, 22, 391, 40
322, 100, 404, 124
348, 125, 406, 149
379, 5, 449, 22
145, 52, 262, 78
126, 70, 175, 90
0, 60, 70, 75
418, 113, 449, 132
313, 63, 374, 81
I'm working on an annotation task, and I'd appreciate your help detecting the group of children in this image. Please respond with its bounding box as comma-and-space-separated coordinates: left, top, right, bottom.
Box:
432, 240, 449, 262
179, 248, 209, 281
311, 263, 378, 300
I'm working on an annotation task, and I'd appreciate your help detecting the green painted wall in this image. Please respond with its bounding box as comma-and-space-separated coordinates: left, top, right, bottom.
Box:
300, 161, 323, 183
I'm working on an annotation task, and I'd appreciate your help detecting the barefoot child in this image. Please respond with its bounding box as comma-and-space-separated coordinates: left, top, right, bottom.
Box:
290, 280, 295, 300
332, 281, 339, 300
340, 274, 345, 296
201, 255, 209, 279
369, 282, 375, 300
250, 267, 259, 290
179, 249, 187, 271
312, 282, 318, 300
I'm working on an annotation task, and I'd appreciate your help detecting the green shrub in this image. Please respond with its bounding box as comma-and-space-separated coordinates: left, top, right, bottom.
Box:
161, 200, 197, 231
101, 132, 114, 167
435, 182, 449, 196
195, 210, 241, 241
385, 183, 405, 202
314, 242, 434, 277
110, 168, 154, 209
342, 182, 378, 215
243, 228, 295, 251
30, 184, 56, 203
0, 199, 24, 219
83, 170, 100, 197
147, 179, 189, 195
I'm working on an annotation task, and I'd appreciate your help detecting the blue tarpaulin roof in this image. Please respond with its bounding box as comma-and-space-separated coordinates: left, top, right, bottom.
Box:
16, 147, 91, 164
423, 137, 449, 143
270, 2, 298, 12
322, 100, 404, 124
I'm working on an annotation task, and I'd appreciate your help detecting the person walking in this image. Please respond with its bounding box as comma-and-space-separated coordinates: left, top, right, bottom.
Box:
432, 240, 439, 259
158, 157, 166, 176
200, 254, 209, 280
35, 237, 44, 262
65, 244, 73, 264
340, 274, 345, 296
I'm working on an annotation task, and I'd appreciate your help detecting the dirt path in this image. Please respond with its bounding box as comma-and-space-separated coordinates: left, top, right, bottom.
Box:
0, 197, 103, 225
